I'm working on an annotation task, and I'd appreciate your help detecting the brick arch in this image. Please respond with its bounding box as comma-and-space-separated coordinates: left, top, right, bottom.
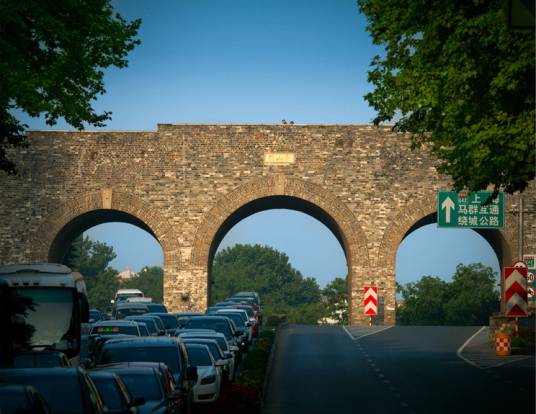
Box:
189, 175, 370, 320
29, 190, 178, 267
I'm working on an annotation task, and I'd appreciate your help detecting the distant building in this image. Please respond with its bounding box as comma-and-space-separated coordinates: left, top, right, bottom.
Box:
117, 267, 137, 281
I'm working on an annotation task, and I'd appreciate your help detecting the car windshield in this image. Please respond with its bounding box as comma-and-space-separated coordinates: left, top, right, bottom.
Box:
119, 373, 162, 401
185, 319, 232, 339
116, 307, 148, 318
185, 341, 222, 359
91, 325, 139, 336
129, 318, 157, 335
146, 304, 167, 313
151, 314, 178, 329
89, 310, 101, 320
11, 288, 77, 353
100, 346, 182, 372
186, 346, 212, 366
7, 375, 83, 414
219, 313, 245, 327
91, 377, 126, 411
13, 353, 64, 368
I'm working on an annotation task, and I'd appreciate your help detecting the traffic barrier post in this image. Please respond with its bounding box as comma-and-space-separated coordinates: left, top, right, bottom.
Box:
495, 332, 511, 356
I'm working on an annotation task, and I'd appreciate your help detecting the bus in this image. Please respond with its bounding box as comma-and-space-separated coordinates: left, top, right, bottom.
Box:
0, 263, 89, 367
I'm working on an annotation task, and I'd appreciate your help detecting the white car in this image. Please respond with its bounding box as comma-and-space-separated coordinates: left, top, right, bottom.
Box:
179, 331, 237, 384
185, 343, 224, 403
182, 337, 233, 386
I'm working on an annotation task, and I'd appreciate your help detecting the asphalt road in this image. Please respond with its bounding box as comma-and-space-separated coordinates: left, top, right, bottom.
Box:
263, 325, 534, 414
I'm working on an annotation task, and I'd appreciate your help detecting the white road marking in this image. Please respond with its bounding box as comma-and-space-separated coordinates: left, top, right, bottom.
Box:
456, 326, 487, 369
342, 325, 355, 341
342, 325, 394, 340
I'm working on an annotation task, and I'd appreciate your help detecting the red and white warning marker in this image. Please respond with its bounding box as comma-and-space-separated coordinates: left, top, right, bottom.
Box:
363, 286, 378, 315
504, 267, 528, 317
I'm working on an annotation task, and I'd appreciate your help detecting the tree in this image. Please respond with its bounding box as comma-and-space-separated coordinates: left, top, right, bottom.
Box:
211, 244, 322, 308
322, 277, 348, 324
64, 235, 119, 311
443, 263, 499, 325
397, 263, 500, 325
397, 276, 449, 325
121, 266, 163, 303
0, 0, 141, 174
357, 0, 534, 194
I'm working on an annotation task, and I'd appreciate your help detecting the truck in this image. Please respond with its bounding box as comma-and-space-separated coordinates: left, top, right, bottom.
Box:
0, 263, 89, 367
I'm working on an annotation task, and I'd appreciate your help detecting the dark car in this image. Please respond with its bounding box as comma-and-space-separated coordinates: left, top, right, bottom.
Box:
86, 334, 136, 368
144, 303, 168, 313
89, 309, 104, 324
97, 337, 198, 387
90, 320, 144, 336
145, 312, 179, 334
92, 365, 185, 414
0, 367, 105, 414
124, 316, 161, 336
114, 303, 150, 319
88, 370, 144, 414
95, 362, 188, 413
0, 385, 51, 414
13, 351, 71, 368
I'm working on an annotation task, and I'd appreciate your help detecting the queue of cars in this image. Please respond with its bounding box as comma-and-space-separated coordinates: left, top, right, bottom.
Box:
0, 288, 262, 414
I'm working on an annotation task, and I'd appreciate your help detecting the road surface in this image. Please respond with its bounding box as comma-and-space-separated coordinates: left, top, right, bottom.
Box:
263, 325, 534, 414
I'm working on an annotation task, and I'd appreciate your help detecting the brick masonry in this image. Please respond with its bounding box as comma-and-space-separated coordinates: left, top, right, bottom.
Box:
0, 124, 534, 325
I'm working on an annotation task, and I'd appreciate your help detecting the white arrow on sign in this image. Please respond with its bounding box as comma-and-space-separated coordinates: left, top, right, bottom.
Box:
441, 196, 455, 223
364, 288, 378, 300
505, 269, 527, 290
364, 301, 377, 313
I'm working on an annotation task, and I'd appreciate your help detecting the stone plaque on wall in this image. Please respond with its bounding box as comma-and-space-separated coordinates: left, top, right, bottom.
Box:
264, 152, 296, 165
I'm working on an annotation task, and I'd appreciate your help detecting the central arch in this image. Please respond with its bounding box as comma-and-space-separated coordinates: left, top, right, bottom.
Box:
190, 175, 370, 324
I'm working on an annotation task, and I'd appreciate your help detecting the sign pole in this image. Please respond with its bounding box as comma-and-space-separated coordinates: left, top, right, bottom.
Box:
515, 317, 519, 337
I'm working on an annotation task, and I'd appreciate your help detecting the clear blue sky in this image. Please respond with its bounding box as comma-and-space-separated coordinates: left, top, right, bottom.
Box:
20, 0, 500, 286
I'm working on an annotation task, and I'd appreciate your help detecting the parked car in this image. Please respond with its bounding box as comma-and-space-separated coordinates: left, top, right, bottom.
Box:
88, 370, 144, 414
90, 308, 104, 324
97, 337, 198, 387
124, 316, 161, 336
86, 334, 136, 368
144, 303, 168, 313
181, 337, 233, 386
0, 385, 51, 414
90, 320, 144, 336
93, 365, 184, 414
114, 302, 150, 319
95, 362, 187, 414
216, 310, 252, 346
13, 351, 71, 368
184, 343, 223, 403
145, 312, 179, 335
0, 367, 105, 414
177, 331, 237, 383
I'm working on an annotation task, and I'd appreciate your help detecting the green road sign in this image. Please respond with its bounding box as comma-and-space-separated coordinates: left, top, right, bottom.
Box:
437, 191, 504, 229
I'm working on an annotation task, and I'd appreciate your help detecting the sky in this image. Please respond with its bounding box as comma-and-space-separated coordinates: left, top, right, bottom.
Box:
19, 0, 501, 286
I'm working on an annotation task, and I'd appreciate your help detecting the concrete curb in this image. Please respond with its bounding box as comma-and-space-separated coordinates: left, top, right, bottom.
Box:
261, 322, 288, 412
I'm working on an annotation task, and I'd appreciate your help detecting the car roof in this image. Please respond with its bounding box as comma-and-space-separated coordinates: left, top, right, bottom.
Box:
93, 320, 139, 327
102, 337, 180, 348
188, 316, 231, 322
179, 331, 225, 338
94, 366, 157, 376
116, 302, 149, 309
87, 371, 119, 380
144, 312, 170, 316
0, 367, 83, 378
116, 289, 143, 294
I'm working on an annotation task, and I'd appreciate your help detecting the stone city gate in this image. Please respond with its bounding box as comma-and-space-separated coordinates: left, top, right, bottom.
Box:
0, 124, 534, 325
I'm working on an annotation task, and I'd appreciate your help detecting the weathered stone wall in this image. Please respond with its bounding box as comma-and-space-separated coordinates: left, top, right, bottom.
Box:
0, 124, 533, 325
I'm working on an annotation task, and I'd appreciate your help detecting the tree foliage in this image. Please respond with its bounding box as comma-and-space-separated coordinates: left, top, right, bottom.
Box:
64, 235, 119, 311
322, 277, 348, 324
0, 0, 140, 173
397, 263, 499, 325
121, 266, 163, 304
65, 236, 163, 312
212, 244, 322, 308
357, 0, 535, 194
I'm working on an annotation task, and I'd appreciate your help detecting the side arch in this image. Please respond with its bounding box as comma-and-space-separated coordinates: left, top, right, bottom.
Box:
28, 190, 179, 268
189, 175, 370, 323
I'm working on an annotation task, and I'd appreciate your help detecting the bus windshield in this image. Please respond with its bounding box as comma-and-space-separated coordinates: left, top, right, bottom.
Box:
12, 287, 78, 354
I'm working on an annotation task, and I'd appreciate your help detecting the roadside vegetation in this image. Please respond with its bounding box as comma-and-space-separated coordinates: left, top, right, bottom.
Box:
396, 263, 500, 325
